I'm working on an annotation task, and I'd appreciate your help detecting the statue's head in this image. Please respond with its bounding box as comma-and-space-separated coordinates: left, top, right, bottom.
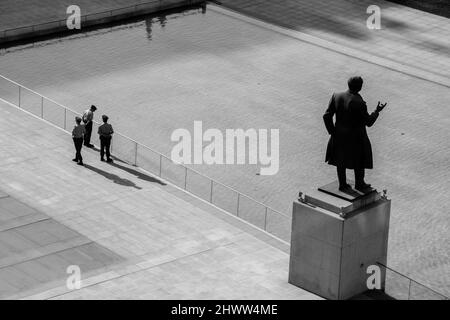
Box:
348, 76, 363, 93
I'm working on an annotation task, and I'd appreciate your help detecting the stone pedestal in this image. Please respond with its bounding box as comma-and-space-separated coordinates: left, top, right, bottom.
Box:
288, 182, 391, 300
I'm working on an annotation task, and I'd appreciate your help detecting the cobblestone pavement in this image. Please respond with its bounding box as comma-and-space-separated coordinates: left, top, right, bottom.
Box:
0, 99, 317, 299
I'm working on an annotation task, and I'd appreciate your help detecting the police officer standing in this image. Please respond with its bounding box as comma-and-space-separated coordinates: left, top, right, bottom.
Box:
98, 114, 114, 162
72, 116, 85, 166
82, 105, 97, 148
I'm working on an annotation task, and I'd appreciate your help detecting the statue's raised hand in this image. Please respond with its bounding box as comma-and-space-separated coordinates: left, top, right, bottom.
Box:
376, 101, 387, 113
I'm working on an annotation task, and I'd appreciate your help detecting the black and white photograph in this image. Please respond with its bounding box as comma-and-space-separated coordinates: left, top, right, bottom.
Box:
0, 0, 448, 308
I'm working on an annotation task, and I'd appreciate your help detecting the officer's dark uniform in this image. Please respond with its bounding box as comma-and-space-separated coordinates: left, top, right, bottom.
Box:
72, 119, 85, 165
98, 118, 114, 162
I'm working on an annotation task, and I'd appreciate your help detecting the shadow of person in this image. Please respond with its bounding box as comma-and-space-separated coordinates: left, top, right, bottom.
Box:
88, 145, 100, 153
145, 17, 154, 41
107, 162, 166, 186
89, 145, 128, 164
83, 164, 142, 190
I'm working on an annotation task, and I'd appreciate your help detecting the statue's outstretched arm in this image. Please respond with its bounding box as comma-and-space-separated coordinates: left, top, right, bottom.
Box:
365, 101, 387, 127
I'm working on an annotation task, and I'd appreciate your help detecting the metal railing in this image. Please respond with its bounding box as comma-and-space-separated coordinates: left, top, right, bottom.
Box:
1, 74, 448, 300
377, 262, 449, 300
0, 74, 292, 242
0, 0, 202, 40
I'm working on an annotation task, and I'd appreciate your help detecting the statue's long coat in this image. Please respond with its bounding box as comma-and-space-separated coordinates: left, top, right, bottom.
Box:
323, 90, 378, 169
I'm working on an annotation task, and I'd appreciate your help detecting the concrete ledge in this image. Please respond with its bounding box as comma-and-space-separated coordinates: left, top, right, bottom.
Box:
0, 0, 204, 45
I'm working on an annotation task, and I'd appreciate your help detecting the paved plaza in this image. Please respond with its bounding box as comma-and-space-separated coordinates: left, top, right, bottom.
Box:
220, 0, 450, 84
0, 0, 448, 299
1, 0, 449, 84
0, 99, 318, 299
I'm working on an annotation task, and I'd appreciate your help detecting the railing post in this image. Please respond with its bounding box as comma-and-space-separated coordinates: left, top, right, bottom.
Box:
64, 108, 67, 130
184, 167, 187, 190
18, 86, 21, 107
134, 142, 138, 166
264, 206, 268, 231
236, 193, 240, 216
159, 154, 162, 177
209, 180, 213, 203
408, 280, 412, 300
41, 97, 44, 118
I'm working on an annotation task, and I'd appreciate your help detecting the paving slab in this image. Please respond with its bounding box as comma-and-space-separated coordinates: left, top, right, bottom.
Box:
0, 190, 125, 299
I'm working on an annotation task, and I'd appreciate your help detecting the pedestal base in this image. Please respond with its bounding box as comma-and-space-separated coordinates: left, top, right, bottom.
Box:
318, 180, 375, 201
289, 186, 391, 300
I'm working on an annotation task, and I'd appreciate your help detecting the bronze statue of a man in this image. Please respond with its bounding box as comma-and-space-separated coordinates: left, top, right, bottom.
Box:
323, 76, 387, 192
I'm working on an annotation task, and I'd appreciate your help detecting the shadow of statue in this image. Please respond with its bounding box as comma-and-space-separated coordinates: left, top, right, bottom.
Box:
83, 164, 142, 190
